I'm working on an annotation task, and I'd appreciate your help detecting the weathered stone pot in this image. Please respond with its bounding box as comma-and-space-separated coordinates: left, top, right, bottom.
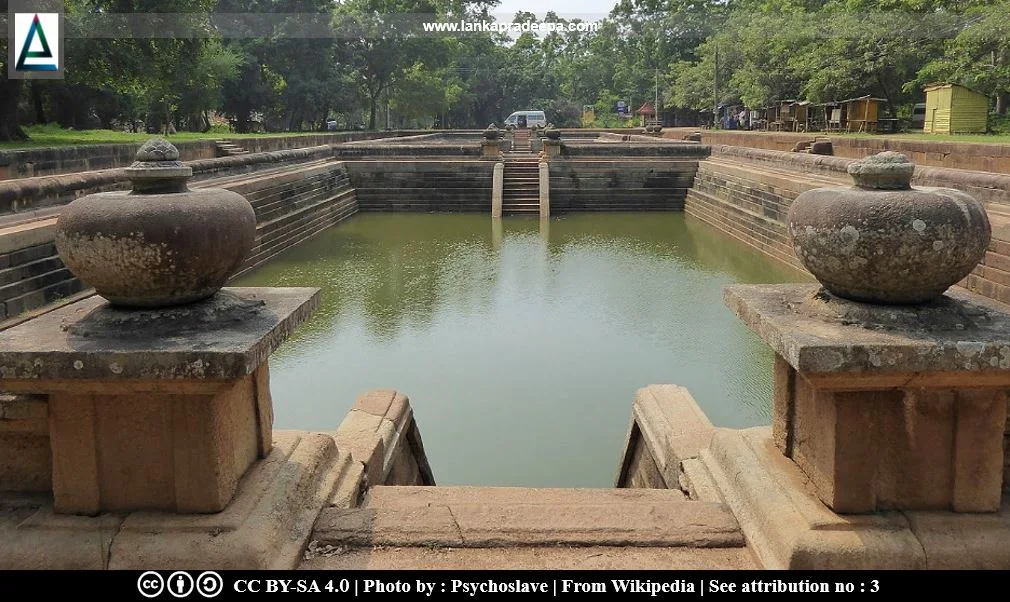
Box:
482, 125, 500, 141
55, 138, 257, 308
787, 151, 990, 304
544, 128, 561, 140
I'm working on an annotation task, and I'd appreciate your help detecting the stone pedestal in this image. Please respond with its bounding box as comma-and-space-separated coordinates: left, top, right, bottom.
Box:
480, 140, 502, 160
0, 287, 353, 569
542, 139, 561, 160
0, 287, 319, 515
725, 284, 1008, 514
708, 283, 1010, 568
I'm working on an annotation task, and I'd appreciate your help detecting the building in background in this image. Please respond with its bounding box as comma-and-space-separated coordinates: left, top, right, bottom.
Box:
923, 83, 989, 134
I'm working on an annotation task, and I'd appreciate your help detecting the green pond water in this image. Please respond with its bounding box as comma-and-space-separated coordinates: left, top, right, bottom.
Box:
234, 213, 802, 487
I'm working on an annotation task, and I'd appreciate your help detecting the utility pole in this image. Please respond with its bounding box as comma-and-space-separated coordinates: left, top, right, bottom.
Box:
713, 43, 719, 128
655, 68, 660, 126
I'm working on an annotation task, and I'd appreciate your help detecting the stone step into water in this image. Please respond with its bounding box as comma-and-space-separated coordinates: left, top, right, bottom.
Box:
301, 546, 757, 570
312, 485, 744, 550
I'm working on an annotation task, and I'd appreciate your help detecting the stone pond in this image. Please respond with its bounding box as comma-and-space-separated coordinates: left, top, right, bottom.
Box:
2, 131, 1008, 570
233, 212, 801, 487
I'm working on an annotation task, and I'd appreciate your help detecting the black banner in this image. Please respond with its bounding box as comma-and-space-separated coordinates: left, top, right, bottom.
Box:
7, 569, 1001, 600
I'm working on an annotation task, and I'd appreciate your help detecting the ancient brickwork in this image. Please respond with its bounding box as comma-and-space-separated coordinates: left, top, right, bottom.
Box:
230, 162, 357, 276
685, 149, 1010, 310
347, 161, 494, 212
549, 161, 698, 211
0, 131, 428, 181
0, 159, 356, 322
665, 128, 1010, 174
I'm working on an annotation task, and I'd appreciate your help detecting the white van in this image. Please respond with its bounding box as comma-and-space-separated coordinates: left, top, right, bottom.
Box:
504, 110, 547, 130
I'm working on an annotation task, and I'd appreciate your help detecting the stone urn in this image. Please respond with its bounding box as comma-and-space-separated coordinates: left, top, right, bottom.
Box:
645, 124, 663, 135
544, 127, 561, 140
482, 124, 500, 141
55, 138, 257, 307
787, 151, 990, 304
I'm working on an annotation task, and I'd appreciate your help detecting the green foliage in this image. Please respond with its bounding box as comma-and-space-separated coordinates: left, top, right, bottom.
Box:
5, 0, 1010, 142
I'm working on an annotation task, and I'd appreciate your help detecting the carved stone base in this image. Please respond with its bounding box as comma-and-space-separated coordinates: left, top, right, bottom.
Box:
701, 427, 1010, 569
0, 431, 347, 569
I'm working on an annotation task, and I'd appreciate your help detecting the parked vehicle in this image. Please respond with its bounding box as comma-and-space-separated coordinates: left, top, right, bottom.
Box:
504, 110, 547, 130
911, 103, 926, 129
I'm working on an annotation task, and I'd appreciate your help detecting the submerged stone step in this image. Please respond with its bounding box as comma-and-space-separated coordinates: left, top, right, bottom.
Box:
0, 255, 64, 287
314, 498, 742, 548
314, 486, 742, 551
301, 545, 757, 570
0, 266, 74, 301
2, 276, 86, 320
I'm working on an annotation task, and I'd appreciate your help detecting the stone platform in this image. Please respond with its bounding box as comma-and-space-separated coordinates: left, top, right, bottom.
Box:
700, 427, 1010, 569
0, 431, 344, 569
304, 485, 755, 570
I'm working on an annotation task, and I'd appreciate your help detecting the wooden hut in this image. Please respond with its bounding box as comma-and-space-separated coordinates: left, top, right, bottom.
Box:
777, 100, 798, 131
818, 102, 845, 132
792, 101, 811, 131
840, 95, 886, 132
762, 105, 781, 130
637, 101, 656, 127
923, 83, 988, 134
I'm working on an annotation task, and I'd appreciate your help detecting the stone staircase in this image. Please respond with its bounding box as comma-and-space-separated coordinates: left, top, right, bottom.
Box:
685, 158, 845, 273
226, 162, 358, 274
304, 485, 754, 569
0, 238, 88, 321
215, 139, 251, 157
501, 159, 540, 216
510, 129, 532, 154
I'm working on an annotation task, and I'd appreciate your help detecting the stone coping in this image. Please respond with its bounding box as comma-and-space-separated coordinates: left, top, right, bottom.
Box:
0, 145, 336, 216
708, 144, 1010, 205
0, 287, 319, 381
725, 283, 1010, 376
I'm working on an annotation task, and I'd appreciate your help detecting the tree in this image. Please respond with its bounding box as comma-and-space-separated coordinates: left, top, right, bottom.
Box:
334, 0, 450, 129
914, 0, 1010, 113
0, 0, 27, 140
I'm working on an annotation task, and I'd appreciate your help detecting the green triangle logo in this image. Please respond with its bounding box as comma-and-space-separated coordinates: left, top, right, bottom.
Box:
16, 14, 57, 72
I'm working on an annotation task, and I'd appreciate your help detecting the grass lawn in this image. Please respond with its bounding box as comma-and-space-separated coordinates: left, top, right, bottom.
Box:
831, 131, 1010, 144
0, 124, 351, 151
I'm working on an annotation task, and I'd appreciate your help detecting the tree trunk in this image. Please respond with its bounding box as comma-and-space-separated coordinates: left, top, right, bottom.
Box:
368, 93, 378, 130
0, 79, 27, 141
31, 82, 47, 125
875, 72, 895, 117
997, 93, 1008, 116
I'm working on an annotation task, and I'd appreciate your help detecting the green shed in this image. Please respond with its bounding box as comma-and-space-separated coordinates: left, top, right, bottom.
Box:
923, 83, 989, 134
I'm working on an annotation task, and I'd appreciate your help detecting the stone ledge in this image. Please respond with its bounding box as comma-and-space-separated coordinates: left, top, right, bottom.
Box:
364, 485, 686, 508
300, 545, 758, 570
906, 501, 1010, 569
724, 283, 1010, 378
702, 427, 926, 569
0, 287, 320, 382
332, 389, 435, 493
313, 500, 742, 549
616, 385, 715, 489
703, 426, 1010, 569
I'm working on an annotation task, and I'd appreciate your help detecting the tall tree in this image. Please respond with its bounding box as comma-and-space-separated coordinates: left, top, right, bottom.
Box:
0, 0, 27, 140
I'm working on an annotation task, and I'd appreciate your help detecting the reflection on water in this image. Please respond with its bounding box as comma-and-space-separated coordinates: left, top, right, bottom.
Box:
234, 213, 803, 487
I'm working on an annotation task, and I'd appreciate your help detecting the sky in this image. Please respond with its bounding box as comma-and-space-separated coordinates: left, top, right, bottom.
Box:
491, 0, 616, 22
